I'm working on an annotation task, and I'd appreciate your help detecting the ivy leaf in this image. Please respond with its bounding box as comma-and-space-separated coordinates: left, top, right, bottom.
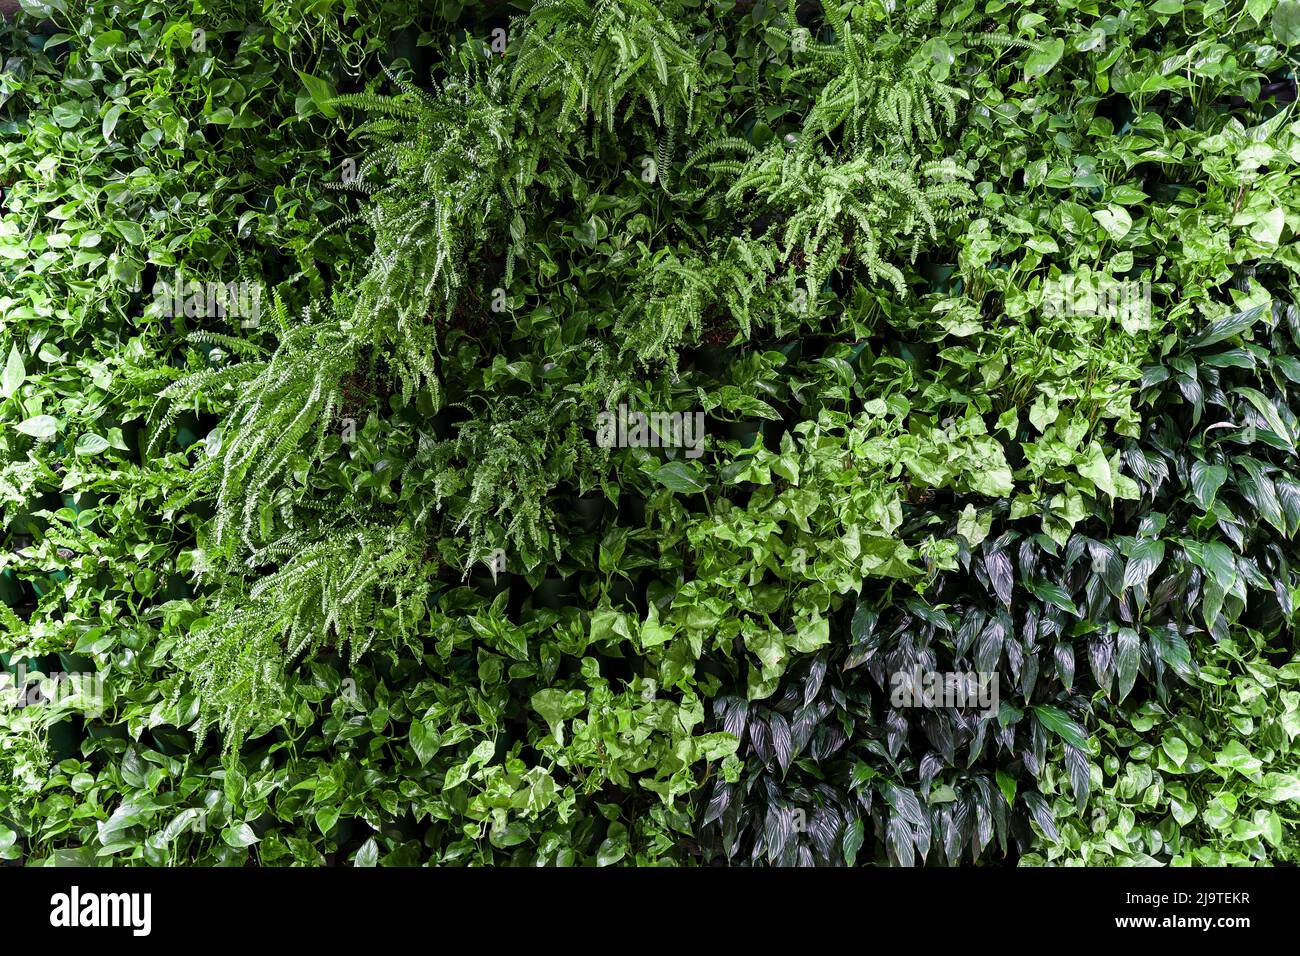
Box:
88, 30, 125, 59
16, 415, 58, 439
957, 503, 991, 545
1274, 1, 1300, 46
410, 719, 438, 766
920, 37, 954, 81
1263, 773, 1300, 803
531, 688, 585, 746
74, 433, 110, 456
1092, 205, 1132, 241
789, 614, 830, 653
1162, 736, 1189, 767
354, 837, 378, 867
1250, 206, 1286, 247
651, 460, 708, 494
1077, 441, 1116, 497
491, 821, 531, 849
596, 836, 627, 866
17, 0, 68, 17
296, 70, 339, 117
0, 345, 24, 399
968, 460, 1014, 497
314, 806, 340, 836
442, 762, 472, 792
102, 103, 123, 143
221, 823, 259, 848
1024, 38, 1065, 80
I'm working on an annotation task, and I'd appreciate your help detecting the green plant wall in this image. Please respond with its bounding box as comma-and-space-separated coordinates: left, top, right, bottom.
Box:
1, 0, 1298, 866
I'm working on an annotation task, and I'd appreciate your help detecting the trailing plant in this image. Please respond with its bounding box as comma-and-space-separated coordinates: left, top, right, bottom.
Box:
5, 0, 1300, 870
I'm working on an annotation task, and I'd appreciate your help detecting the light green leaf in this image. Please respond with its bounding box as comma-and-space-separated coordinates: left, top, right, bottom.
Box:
652, 460, 708, 494
1162, 736, 1188, 767
1093, 205, 1133, 241
1029, 393, 1059, 432
410, 719, 437, 766
74, 433, 110, 456
995, 768, 1018, 807
1250, 206, 1285, 247
1262, 772, 1300, 803
16, 415, 58, 439
1274, 0, 1300, 45
1077, 441, 1116, 496
102, 104, 123, 142
1, 345, 24, 399
354, 837, 378, 867
790, 614, 830, 653
596, 836, 627, 866
957, 503, 992, 546
221, 823, 259, 848
531, 688, 585, 746
88, 30, 125, 58
296, 70, 339, 117
1024, 38, 1065, 79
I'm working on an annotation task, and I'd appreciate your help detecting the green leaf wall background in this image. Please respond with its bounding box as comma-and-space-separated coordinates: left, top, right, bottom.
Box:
1, 0, 1298, 866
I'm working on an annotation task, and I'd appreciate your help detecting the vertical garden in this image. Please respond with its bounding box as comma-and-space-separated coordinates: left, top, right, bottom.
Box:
1, 0, 1299, 866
